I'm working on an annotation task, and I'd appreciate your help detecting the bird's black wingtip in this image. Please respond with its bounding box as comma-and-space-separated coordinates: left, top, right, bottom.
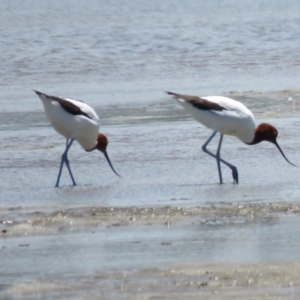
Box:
165, 91, 173, 95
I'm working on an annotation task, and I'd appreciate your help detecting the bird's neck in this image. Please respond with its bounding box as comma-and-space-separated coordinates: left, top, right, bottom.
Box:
246, 126, 264, 145
85, 147, 95, 152
247, 137, 260, 145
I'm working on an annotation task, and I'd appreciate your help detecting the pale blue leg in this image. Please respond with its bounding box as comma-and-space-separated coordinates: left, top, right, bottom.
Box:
202, 131, 238, 184
216, 134, 223, 184
64, 139, 76, 186
55, 138, 76, 187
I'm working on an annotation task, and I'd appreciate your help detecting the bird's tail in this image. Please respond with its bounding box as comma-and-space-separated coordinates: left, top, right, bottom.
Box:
165, 91, 178, 97
165, 91, 186, 103
34, 90, 46, 98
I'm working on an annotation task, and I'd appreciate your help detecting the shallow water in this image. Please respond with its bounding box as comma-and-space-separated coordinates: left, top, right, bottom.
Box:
2, 0, 300, 298
1, 0, 300, 111
2, 114, 300, 299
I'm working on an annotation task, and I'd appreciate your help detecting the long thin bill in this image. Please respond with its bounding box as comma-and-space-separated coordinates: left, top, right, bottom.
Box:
275, 141, 297, 167
104, 151, 121, 177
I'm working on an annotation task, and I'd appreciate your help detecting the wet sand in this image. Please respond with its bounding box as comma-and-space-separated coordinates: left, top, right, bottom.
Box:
2, 262, 300, 299
2, 203, 300, 299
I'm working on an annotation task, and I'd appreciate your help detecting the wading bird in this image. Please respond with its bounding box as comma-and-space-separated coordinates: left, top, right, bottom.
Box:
35, 90, 120, 187
167, 91, 296, 184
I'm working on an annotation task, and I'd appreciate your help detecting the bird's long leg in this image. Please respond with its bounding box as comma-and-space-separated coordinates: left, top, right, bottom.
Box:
216, 134, 223, 184
55, 138, 76, 187
63, 139, 76, 186
201, 131, 239, 184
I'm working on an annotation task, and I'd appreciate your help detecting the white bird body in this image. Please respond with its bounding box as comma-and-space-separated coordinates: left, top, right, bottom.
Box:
39, 95, 100, 151
175, 96, 256, 143
35, 90, 120, 187
167, 91, 295, 184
